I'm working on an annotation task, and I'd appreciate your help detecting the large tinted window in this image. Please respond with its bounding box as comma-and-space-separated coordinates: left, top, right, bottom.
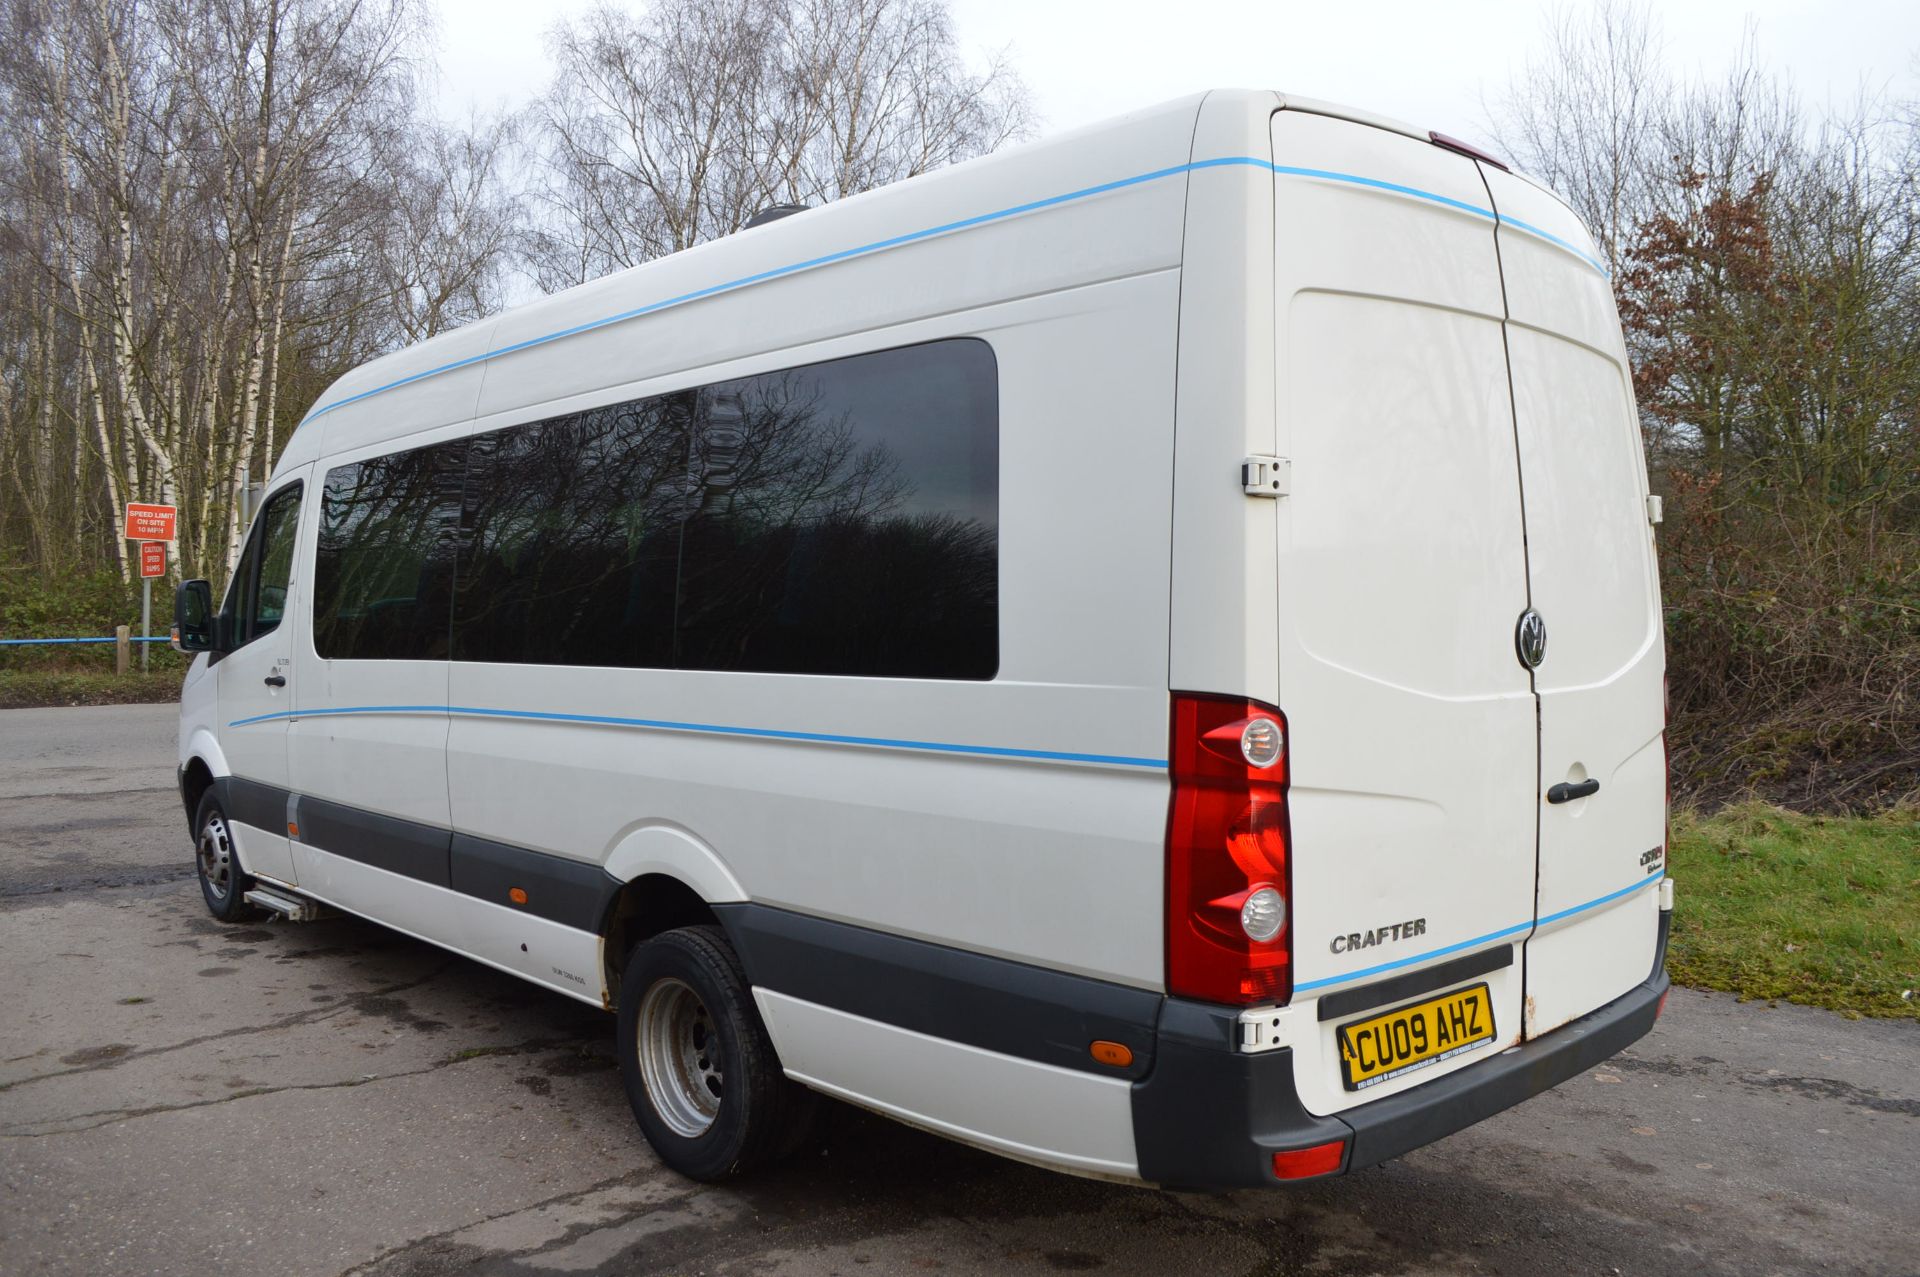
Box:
674, 340, 998, 678
454, 394, 692, 666
313, 443, 464, 660
319, 338, 998, 678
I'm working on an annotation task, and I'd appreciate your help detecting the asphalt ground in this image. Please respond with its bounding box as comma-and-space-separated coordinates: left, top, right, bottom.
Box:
1, 704, 1916, 1277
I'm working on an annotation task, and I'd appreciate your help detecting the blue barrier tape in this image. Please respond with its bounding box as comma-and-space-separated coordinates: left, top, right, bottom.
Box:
0, 636, 169, 645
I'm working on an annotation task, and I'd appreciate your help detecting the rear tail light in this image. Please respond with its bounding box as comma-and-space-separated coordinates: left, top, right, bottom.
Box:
1167, 692, 1292, 1005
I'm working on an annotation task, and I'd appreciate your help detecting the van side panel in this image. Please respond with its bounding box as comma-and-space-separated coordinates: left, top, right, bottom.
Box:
1168, 89, 1283, 704
444, 161, 1191, 991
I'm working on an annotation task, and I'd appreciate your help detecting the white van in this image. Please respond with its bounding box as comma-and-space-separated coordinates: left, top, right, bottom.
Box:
173, 89, 1672, 1188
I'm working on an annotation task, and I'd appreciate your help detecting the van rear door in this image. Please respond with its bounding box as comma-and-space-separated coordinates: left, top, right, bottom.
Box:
1268, 110, 1536, 1115
1478, 168, 1667, 1036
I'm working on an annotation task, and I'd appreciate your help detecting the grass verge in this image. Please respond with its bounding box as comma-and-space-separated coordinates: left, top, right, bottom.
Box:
0, 669, 181, 709
1667, 802, 1919, 1019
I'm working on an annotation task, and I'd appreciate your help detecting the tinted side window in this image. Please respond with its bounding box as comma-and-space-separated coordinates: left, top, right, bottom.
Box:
454, 393, 691, 666
674, 339, 998, 679
313, 442, 464, 660
224, 482, 303, 648
249, 486, 303, 639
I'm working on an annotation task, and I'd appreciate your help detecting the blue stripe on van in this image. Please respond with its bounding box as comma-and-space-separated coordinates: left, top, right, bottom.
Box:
1492, 211, 1611, 275
224, 702, 1168, 769
296, 155, 1604, 429
1292, 870, 1666, 994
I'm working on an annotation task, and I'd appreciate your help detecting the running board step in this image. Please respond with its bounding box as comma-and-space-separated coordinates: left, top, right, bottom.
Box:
244, 886, 331, 922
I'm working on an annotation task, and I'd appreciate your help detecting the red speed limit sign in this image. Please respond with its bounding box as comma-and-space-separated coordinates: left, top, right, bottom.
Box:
125, 502, 177, 541
138, 541, 167, 579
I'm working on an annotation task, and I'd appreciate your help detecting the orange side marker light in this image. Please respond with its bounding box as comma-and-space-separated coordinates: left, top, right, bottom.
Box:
508, 887, 528, 905
1089, 1040, 1133, 1068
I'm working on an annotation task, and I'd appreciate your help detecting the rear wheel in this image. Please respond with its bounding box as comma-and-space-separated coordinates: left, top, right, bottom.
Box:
617, 925, 816, 1180
194, 791, 262, 923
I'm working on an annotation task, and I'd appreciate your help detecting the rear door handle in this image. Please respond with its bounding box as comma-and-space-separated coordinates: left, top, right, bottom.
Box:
263, 674, 287, 688
1547, 779, 1599, 804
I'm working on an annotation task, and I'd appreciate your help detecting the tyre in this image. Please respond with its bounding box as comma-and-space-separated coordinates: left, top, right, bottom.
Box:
616, 925, 818, 1180
193, 790, 263, 923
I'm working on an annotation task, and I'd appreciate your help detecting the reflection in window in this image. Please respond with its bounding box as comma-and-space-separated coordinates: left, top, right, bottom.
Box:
454, 394, 692, 667
675, 340, 999, 678
313, 444, 464, 660
308, 339, 999, 680
225, 483, 303, 648
251, 487, 303, 635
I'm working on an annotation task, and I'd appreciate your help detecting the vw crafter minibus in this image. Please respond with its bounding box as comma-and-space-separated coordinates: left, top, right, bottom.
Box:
173, 90, 1672, 1187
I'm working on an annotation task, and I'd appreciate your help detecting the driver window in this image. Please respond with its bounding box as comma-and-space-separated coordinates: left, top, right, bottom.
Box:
236, 485, 302, 645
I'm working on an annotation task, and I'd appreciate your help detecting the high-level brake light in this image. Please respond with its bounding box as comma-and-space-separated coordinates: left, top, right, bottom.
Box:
1167, 693, 1293, 1006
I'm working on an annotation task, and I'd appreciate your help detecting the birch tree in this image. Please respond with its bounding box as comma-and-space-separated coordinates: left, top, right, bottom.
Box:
0, 0, 508, 579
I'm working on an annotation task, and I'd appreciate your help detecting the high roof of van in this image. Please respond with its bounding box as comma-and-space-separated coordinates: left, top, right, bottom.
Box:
281, 89, 1583, 475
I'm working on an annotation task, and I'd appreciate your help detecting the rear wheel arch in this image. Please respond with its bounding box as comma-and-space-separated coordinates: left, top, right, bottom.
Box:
599, 824, 747, 1005
602, 823, 745, 904
600, 873, 723, 1008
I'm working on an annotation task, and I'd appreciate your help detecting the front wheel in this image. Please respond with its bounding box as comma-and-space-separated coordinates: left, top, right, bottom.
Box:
193, 791, 262, 923
616, 925, 816, 1180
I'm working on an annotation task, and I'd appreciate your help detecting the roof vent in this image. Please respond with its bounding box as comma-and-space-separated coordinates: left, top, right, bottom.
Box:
743, 204, 809, 229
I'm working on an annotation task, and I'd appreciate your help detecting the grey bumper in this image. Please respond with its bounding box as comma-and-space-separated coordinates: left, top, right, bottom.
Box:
1131, 911, 1672, 1189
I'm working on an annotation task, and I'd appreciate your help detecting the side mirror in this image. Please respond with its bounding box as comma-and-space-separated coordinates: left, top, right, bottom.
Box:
173, 579, 221, 653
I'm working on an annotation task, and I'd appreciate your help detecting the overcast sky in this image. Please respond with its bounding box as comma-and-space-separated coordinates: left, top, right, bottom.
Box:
433, 0, 1920, 153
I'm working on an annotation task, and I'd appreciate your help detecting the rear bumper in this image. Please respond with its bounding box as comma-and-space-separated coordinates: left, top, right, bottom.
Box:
1131, 910, 1671, 1189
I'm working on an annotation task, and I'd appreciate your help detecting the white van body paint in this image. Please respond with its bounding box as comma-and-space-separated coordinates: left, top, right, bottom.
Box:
174, 89, 1670, 1186
601, 825, 747, 905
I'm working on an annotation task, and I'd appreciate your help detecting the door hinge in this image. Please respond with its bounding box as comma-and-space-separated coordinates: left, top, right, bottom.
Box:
1646, 494, 1663, 524
1243, 455, 1290, 498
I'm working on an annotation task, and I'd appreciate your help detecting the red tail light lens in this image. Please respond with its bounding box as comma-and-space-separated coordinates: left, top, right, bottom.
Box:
1167, 692, 1292, 1005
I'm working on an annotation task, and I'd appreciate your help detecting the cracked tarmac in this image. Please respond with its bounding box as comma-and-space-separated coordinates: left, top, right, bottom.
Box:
2, 704, 1917, 1276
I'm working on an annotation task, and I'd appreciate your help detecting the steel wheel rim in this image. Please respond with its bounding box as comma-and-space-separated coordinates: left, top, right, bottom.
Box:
198, 813, 235, 901
636, 977, 722, 1137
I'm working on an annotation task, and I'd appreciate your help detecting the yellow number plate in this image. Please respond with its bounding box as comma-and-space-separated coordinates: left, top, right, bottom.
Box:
1337, 983, 1495, 1091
